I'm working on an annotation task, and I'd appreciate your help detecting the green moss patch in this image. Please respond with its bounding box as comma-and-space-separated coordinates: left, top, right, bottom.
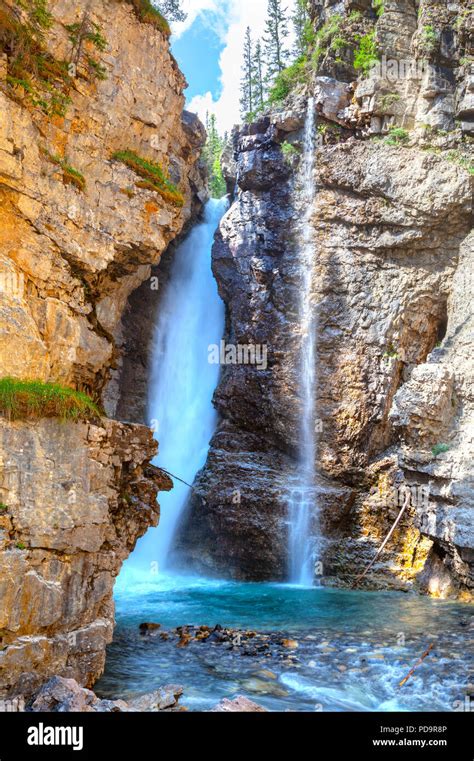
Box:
0, 378, 100, 421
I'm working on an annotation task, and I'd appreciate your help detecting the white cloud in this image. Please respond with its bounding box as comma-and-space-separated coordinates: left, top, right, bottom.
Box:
172, 0, 221, 39
172, 0, 295, 134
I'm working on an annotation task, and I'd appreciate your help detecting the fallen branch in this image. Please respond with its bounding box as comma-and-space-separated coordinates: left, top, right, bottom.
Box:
398, 643, 434, 688
159, 467, 195, 490
352, 491, 411, 587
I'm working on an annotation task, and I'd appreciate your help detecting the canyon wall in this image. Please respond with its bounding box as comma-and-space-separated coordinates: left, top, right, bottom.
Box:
0, 0, 205, 695
177, 0, 473, 598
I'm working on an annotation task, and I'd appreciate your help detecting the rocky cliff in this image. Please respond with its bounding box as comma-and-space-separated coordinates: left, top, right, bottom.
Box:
177, 0, 473, 598
0, 0, 205, 696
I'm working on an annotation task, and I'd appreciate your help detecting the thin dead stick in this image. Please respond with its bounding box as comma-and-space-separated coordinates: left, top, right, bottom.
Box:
398, 643, 434, 688
159, 467, 195, 490
353, 492, 411, 587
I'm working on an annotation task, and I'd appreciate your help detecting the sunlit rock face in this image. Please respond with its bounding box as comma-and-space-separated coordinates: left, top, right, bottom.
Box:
0, 0, 204, 695
177, 0, 473, 598
0, 0, 206, 399
0, 418, 172, 698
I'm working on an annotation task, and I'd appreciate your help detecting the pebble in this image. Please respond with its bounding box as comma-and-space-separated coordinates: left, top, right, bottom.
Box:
281, 639, 299, 649
241, 678, 289, 697
139, 622, 161, 633
256, 670, 277, 680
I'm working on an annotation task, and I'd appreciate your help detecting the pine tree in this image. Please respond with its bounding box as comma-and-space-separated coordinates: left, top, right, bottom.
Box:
292, 0, 309, 58
240, 26, 254, 120
253, 40, 266, 111
203, 114, 226, 198
263, 0, 290, 79
155, 0, 187, 22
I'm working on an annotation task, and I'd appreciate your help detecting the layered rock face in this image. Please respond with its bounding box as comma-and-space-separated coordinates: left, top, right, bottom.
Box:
0, 418, 171, 696
177, 0, 473, 597
0, 0, 205, 397
0, 0, 204, 694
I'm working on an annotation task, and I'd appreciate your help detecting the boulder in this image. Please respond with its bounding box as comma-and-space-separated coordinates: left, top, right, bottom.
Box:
211, 696, 268, 712
126, 685, 184, 712
30, 677, 127, 713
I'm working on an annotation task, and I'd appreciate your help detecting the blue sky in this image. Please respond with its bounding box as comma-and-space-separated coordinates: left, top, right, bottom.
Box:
173, 14, 224, 103
169, 0, 274, 133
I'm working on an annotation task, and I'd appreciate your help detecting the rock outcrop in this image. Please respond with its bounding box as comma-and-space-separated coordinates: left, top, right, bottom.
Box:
0, 0, 205, 696
177, 0, 473, 597
0, 0, 206, 401
0, 416, 172, 697
25, 676, 183, 712
211, 695, 267, 712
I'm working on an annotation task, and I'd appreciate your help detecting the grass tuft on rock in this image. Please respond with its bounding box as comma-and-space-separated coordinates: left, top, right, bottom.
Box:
384, 127, 409, 145
40, 148, 86, 191
0, 378, 100, 421
112, 149, 184, 206
126, 0, 171, 37
268, 58, 308, 104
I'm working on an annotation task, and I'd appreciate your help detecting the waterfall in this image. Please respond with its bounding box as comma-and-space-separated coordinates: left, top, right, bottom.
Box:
288, 97, 319, 586
128, 198, 227, 575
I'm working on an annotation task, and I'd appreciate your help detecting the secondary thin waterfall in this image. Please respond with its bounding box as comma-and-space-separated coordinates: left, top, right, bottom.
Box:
288, 97, 319, 586
129, 198, 227, 574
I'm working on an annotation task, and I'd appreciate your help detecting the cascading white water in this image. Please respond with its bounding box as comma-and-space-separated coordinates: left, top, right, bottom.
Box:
288, 97, 319, 586
128, 198, 227, 574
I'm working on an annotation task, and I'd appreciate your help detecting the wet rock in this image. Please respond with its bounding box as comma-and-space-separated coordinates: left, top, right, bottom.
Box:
281, 639, 299, 649
127, 685, 183, 712
30, 677, 127, 713
241, 678, 289, 697
139, 623, 161, 634
256, 669, 277, 680
237, 145, 291, 192
211, 696, 268, 712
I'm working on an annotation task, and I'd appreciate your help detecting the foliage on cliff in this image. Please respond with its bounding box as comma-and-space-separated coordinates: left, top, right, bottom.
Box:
125, 0, 186, 35
0, 0, 109, 116
0, 0, 71, 115
0, 378, 100, 421
112, 149, 184, 206
126, 0, 171, 36
41, 148, 86, 190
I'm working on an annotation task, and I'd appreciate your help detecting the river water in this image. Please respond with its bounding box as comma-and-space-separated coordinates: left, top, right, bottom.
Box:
97, 573, 472, 712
